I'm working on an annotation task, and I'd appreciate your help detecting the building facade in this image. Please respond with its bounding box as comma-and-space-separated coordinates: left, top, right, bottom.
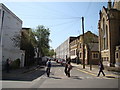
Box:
70, 31, 99, 65
115, 45, 120, 67
55, 37, 76, 60
0, 3, 24, 69
69, 37, 78, 60
98, 0, 120, 67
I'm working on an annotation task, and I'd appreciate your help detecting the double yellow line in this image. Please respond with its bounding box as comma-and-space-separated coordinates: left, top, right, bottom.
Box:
76, 68, 119, 79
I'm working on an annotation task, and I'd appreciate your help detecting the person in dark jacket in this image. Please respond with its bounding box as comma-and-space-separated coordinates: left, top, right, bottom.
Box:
46, 59, 52, 77
64, 62, 68, 76
97, 60, 105, 77
6, 59, 10, 73
67, 60, 72, 77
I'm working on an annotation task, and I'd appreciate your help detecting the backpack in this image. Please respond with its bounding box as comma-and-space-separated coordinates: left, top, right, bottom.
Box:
47, 61, 51, 67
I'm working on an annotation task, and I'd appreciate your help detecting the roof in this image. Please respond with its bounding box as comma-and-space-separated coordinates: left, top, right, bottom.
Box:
22, 28, 31, 30
69, 37, 78, 43
77, 31, 98, 38
88, 43, 99, 51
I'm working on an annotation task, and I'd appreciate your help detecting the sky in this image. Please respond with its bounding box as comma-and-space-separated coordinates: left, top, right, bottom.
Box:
2, 1, 108, 49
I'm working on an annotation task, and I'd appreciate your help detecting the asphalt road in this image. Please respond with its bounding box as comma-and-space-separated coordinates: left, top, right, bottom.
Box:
2, 61, 119, 88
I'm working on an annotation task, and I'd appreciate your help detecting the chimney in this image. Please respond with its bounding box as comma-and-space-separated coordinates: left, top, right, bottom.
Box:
108, 0, 112, 10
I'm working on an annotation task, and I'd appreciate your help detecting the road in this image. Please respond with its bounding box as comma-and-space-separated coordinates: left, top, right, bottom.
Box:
2, 61, 119, 88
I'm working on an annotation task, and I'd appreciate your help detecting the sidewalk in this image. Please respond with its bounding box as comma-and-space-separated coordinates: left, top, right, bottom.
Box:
2, 65, 45, 81
71, 63, 120, 79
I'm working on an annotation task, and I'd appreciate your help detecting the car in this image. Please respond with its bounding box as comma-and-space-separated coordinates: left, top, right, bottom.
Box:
57, 59, 63, 63
61, 59, 66, 66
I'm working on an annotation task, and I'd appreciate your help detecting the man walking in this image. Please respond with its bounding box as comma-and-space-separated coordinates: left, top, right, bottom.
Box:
67, 60, 72, 77
97, 60, 105, 77
64, 58, 72, 77
46, 59, 52, 77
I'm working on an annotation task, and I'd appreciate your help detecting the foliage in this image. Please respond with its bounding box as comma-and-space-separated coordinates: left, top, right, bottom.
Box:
48, 49, 55, 57
34, 25, 51, 57
21, 29, 37, 50
10, 25, 51, 66
21, 29, 36, 66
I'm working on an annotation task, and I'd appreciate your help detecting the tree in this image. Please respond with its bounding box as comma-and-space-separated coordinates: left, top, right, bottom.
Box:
48, 49, 55, 57
11, 28, 37, 67
34, 25, 51, 57
20, 29, 36, 67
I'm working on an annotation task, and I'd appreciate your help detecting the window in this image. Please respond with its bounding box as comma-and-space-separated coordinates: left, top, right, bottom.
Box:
102, 18, 106, 50
106, 25, 108, 49
119, 47, 120, 50
80, 43, 82, 48
92, 53, 99, 59
70, 50, 76, 56
103, 18, 105, 32
116, 53, 119, 59
79, 53, 82, 58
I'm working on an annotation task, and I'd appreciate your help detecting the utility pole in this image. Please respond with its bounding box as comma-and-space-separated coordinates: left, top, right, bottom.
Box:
82, 17, 85, 69
76, 39, 79, 64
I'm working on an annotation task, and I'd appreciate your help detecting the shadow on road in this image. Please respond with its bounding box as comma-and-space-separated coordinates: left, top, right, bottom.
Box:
2, 68, 46, 81
105, 76, 116, 79
70, 76, 82, 80
49, 76, 62, 79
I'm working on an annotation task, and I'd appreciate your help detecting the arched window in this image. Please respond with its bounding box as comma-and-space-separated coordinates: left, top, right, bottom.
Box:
106, 25, 108, 49
103, 18, 105, 33
103, 18, 106, 50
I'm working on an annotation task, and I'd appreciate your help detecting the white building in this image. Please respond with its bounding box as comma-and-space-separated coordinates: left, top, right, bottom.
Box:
0, 3, 25, 69
55, 37, 76, 60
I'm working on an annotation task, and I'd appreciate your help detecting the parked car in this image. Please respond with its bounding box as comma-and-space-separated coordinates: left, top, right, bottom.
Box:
61, 59, 66, 66
57, 59, 63, 63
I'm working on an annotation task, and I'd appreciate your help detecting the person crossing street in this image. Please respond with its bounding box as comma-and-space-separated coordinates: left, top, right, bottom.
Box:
97, 60, 105, 77
46, 59, 52, 77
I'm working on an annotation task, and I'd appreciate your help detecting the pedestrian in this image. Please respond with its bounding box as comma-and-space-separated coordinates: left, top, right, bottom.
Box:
67, 60, 72, 77
46, 59, 52, 77
97, 60, 105, 77
64, 61, 68, 76
6, 58, 10, 73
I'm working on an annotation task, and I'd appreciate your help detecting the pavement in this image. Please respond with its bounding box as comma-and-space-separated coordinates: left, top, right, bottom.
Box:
2, 65, 45, 81
71, 63, 120, 79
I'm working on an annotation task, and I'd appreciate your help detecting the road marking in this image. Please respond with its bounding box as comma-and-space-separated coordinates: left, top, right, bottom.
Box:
76, 68, 119, 79
76, 68, 97, 77
106, 74, 119, 77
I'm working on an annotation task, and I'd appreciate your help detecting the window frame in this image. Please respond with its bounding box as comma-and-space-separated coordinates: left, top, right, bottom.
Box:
92, 53, 99, 59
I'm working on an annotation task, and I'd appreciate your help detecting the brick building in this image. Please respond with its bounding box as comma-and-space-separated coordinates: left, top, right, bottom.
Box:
70, 31, 99, 65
